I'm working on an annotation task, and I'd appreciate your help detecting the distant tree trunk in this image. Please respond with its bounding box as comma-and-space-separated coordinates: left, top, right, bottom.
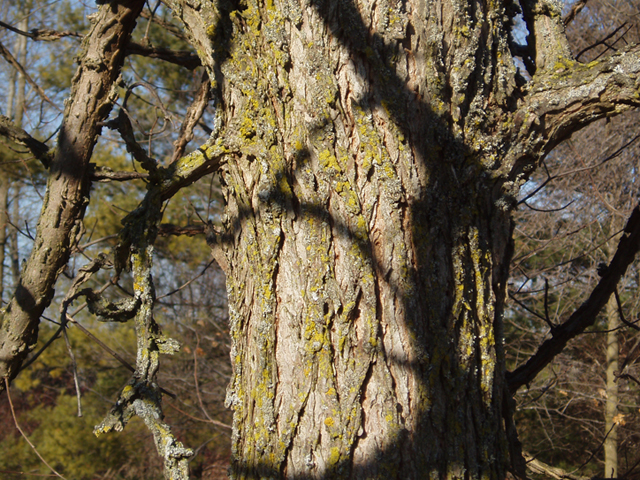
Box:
0, 6, 29, 301
0, 181, 8, 303
9, 10, 28, 287
604, 232, 620, 478
604, 295, 619, 478
9, 186, 20, 286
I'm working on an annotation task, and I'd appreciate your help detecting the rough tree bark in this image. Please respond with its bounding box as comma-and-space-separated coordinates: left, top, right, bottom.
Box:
164, 0, 640, 478
2, 0, 640, 478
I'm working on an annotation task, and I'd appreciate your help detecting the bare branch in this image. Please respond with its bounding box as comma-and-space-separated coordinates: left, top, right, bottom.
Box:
523, 452, 589, 479
508, 205, 640, 392
0, 40, 60, 111
0, 115, 52, 167
0, 19, 82, 41
89, 164, 149, 182
563, 0, 587, 27
140, 9, 189, 42
171, 72, 211, 163
575, 23, 630, 61
126, 42, 201, 70
158, 223, 205, 236
112, 108, 161, 180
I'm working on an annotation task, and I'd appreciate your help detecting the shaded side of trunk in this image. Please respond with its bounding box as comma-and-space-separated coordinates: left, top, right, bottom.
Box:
184, 0, 520, 477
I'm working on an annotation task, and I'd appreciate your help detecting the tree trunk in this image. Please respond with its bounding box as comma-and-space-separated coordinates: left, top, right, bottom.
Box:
169, 0, 522, 477
604, 229, 620, 479
164, 0, 640, 476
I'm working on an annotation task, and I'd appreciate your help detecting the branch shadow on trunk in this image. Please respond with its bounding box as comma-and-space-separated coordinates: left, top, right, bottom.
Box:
207, 0, 523, 477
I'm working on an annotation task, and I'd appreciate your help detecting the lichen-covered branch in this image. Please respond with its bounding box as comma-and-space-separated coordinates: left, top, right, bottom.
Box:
95, 187, 191, 478
519, 0, 572, 73
501, 46, 640, 193
92, 105, 231, 477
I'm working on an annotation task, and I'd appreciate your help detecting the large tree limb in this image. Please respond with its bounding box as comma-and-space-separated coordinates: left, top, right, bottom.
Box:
502, 46, 640, 185
507, 206, 640, 392
0, 0, 146, 392
532, 47, 640, 149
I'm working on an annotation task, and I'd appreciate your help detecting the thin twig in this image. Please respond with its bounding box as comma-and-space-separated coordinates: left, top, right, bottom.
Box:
20, 324, 64, 371
166, 401, 231, 430
157, 258, 215, 300
65, 314, 135, 374
0, 40, 60, 111
3, 378, 68, 479
65, 314, 176, 399
575, 423, 616, 473
576, 23, 628, 61
614, 287, 640, 331
62, 325, 82, 417
543, 278, 556, 332
193, 331, 218, 425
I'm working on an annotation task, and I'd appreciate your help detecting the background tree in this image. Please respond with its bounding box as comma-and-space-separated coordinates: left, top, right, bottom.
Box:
0, 2, 232, 478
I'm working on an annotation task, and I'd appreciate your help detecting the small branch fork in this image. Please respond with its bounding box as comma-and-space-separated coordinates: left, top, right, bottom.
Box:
55, 119, 231, 479
58, 204, 194, 478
